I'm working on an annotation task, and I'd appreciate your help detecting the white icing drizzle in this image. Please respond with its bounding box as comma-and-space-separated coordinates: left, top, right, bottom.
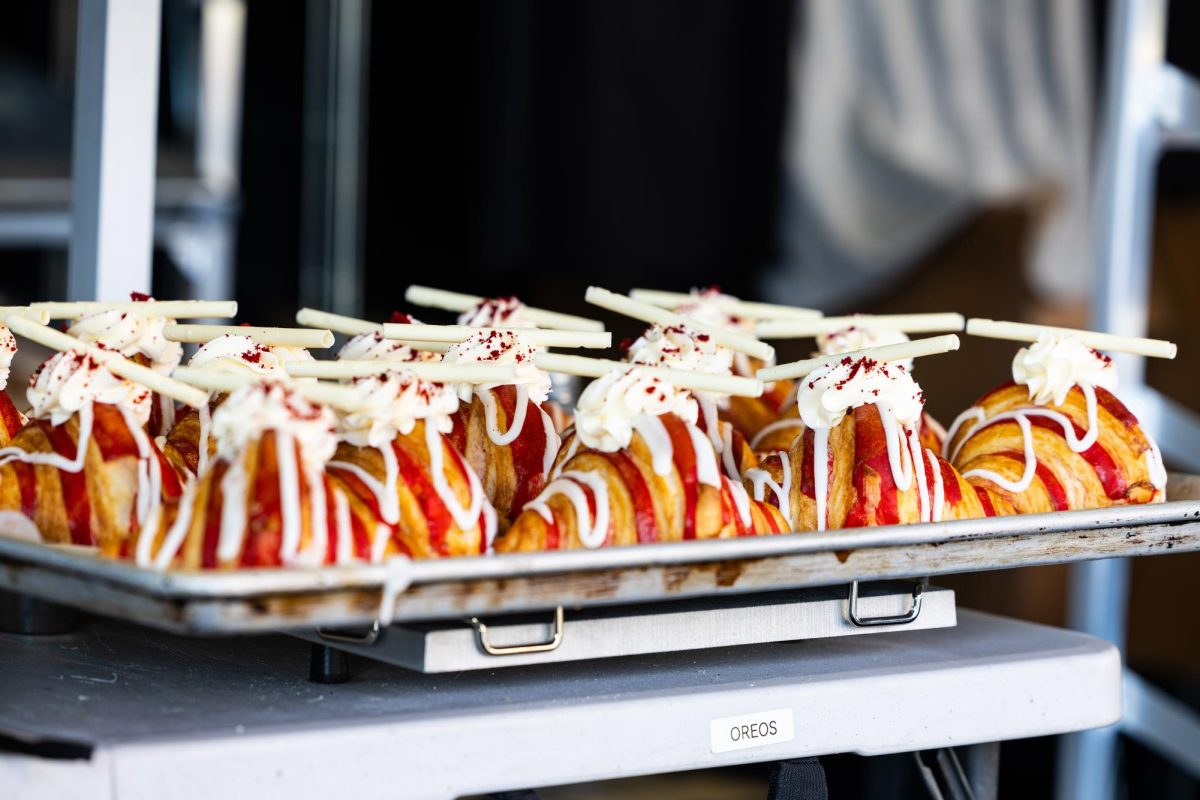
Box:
424, 423, 496, 546
551, 435, 581, 479
813, 428, 829, 532
907, 427, 930, 523
479, 384, 529, 446
197, 403, 212, 474
526, 470, 610, 549
719, 424, 740, 480
696, 393, 724, 451
121, 405, 163, 566
1145, 433, 1167, 493
946, 385, 1101, 464
303, 473, 329, 568
878, 408, 914, 492
334, 489, 353, 565
725, 477, 753, 528
749, 418, 805, 451
687, 422, 723, 488
746, 451, 792, 525
153, 482, 195, 568
327, 459, 393, 523
927, 448, 945, 522
0, 401, 94, 473
157, 393, 176, 435
216, 455, 249, 562
962, 414, 1038, 492
371, 521, 391, 563
540, 405, 561, 477
631, 415, 674, 477
275, 431, 304, 564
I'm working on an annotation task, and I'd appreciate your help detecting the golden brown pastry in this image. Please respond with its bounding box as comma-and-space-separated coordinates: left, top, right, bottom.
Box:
944, 336, 1165, 513
496, 369, 788, 552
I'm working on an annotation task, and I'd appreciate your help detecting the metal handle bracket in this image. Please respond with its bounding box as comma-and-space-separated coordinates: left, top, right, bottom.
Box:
469, 606, 565, 656
847, 578, 927, 627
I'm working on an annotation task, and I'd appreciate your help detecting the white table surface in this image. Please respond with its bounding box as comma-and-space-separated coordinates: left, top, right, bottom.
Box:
0, 609, 1120, 799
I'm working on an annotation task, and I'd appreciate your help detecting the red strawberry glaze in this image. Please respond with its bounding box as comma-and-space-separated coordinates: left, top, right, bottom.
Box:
974, 485, 997, 517
1094, 386, 1141, 431
12, 461, 36, 519
242, 436, 285, 567
798, 428, 817, 500
493, 385, 547, 509
604, 452, 658, 543
999, 450, 1069, 511
1025, 415, 1127, 501
446, 408, 469, 456
660, 414, 700, 539
39, 421, 92, 545
0, 392, 22, 438
543, 510, 561, 550
844, 407, 901, 527
200, 461, 230, 568
441, 438, 487, 552
91, 404, 140, 460
937, 457, 963, 506
392, 441, 453, 556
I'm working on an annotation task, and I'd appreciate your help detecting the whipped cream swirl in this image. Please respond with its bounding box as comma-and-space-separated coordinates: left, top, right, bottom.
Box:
67, 306, 182, 374
189, 334, 314, 375
627, 323, 734, 375
817, 323, 912, 370
574, 367, 698, 452
0, 325, 16, 391
1012, 334, 1117, 406
211, 381, 337, 467
27, 349, 152, 427
338, 371, 460, 448
337, 331, 438, 363
796, 357, 925, 430
442, 329, 550, 404
458, 296, 536, 328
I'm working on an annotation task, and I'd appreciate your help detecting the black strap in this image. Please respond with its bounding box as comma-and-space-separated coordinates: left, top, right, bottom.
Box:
767, 757, 829, 800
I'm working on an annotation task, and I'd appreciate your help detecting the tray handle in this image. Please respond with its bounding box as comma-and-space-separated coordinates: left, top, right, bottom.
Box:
847, 578, 927, 627
469, 606, 565, 656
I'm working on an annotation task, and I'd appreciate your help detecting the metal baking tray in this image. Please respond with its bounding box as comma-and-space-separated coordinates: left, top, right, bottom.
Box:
0, 478, 1197, 635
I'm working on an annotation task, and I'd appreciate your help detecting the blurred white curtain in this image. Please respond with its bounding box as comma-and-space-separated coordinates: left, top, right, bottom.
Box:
766, 0, 1093, 309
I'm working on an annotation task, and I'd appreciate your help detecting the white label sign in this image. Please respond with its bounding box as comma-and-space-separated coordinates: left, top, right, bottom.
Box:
709, 708, 795, 753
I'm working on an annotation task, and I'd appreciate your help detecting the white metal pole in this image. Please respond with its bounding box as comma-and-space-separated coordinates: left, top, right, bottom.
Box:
68, 0, 162, 301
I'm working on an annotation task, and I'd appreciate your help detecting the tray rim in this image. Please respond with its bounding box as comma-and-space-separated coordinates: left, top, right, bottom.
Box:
1, 497, 1198, 601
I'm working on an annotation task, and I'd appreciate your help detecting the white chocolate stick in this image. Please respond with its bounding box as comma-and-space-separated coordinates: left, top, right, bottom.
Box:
757, 334, 961, 381
382, 322, 611, 349
628, 289, 822, 320
7, 315, 209, 408
534, 352, 764, 397
966, 318, 1177, 359
0, 307, 50, 325
295, 307, 380, 336
405, 285, 606, 332
163, 324, 334, 348
585, 286, 774, 361
285, 360, 518, 382
294, 308, 451, 352
32, 300, 237, 319
172, 367, 362, 411
756, 312, 965, 339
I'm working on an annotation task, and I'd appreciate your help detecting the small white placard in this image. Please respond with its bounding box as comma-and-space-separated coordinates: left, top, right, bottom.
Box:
709, 708, 795, 753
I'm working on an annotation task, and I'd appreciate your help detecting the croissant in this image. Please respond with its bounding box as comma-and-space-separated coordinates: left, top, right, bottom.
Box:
0, 402, 184, 554
744, 403, 1014, 532
135, 383, 373, 569
944, 381, 1164, 513
328, 420, 496, 559
446, 384, 559, 523
136, 426, 368, 569
496, 411, 788, 553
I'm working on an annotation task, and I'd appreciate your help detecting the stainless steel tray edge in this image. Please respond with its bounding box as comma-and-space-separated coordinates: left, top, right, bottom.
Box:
1, 496, 1198, 634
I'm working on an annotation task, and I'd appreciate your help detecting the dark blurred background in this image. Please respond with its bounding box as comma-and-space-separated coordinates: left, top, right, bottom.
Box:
2, 2, 1200, 797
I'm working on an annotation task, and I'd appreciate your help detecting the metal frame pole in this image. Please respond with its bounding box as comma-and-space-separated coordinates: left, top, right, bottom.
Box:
68, 0, 162, 301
